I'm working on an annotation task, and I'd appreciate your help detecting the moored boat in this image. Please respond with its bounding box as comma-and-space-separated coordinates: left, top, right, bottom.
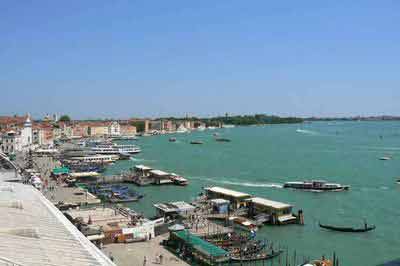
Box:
230, 249, 283, 262
170, 173, 189, 186
215, 138, 231, 142
190, 141, 203, 145
169, 137, 176, 142
283, 180, 349, 192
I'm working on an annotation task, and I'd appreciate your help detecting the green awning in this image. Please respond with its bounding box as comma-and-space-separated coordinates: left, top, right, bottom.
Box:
52, 167, 70, 175
172, 230, 228, 258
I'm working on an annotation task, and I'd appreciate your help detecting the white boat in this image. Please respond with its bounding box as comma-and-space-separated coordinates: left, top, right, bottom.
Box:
110, 135, 138, 140
207, 126, 216, 130
170, 173, 189, 186
69, 155, 119, 163
91, 146, 141, 154
379, 156, 391, 161
176, 125, 189, 133
283, 180, 350, 192
196, 125, 206, 131
222, 124, 235, 128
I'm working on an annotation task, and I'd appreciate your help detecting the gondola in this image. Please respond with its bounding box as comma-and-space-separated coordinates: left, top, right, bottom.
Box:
319, 222, 376, 232
230, 250, 283, 262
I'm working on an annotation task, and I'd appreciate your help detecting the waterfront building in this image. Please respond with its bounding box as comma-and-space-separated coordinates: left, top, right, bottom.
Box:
205, 186, 251, 210
33, 122, 54, 146
107, 121, 120, 136
119, 122, 137, 135
0, 131, 21, 154
88, 122, 109, 136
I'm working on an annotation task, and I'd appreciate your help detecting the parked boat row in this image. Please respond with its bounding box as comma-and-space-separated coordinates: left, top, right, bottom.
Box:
87, 184, 144, 203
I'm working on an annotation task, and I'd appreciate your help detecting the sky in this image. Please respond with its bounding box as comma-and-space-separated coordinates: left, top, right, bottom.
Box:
1, 1, 399, 119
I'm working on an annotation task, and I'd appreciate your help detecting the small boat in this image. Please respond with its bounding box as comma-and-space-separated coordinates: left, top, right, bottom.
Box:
230, 250, 283, 262
169, 137, 176, 142
379, 156, 391, 160
215, 138, 231, 142
170, 173, 189, 186
190, 141, 203, 145
319, 221, 376, 233
283, 180, 349, 192
397, 179, 400, 184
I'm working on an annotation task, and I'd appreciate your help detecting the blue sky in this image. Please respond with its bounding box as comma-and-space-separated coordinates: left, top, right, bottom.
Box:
1, 1, 399, 119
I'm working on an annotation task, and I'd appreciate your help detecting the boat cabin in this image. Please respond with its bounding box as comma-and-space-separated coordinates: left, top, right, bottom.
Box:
154, 201, 195, 218
210, 198, 230, 214
134, 165, 153, 177
150, 169, 173, 185
247, 197, 297, 225
205, 186, 251, 210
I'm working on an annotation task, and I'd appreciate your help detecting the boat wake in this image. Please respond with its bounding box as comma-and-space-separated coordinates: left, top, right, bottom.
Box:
189, 176, 283, 188
296, 129, 318, 135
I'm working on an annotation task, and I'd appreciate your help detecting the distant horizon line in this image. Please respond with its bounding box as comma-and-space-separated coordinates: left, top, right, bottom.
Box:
2, 113, 400, 121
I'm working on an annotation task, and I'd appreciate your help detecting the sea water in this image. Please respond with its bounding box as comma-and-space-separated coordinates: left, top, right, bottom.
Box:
104, 121, 400, 265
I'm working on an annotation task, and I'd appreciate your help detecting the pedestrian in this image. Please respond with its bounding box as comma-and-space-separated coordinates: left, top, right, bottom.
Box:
159, 254, 163, 265
109, 252, 114, 262
143, 255, 147, 266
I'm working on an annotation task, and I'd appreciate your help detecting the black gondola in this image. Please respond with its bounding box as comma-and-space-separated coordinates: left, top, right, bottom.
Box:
319, 222, 376, 232
230, 250, 283, 262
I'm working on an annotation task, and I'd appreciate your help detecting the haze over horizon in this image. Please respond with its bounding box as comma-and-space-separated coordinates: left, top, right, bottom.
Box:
1, 1, 399, 119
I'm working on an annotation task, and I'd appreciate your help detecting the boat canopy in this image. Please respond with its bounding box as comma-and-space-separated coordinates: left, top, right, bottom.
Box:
52, 167, 70, 175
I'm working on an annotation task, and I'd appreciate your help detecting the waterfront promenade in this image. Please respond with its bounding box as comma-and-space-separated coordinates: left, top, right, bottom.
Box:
102, 234, 190, 266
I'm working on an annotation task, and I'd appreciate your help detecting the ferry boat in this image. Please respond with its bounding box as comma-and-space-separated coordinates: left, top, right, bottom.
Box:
91, 146, 141, 155
110, 135, 138, 140
170, 173, 189, 186
283, 180, 350, 192
68, 155, 119, 164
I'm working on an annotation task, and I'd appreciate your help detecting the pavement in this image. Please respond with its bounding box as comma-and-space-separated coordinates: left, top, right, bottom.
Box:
102, 234, 190, 266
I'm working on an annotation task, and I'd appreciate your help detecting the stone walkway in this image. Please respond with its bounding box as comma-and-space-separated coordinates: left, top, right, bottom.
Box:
102, 234, 190, 266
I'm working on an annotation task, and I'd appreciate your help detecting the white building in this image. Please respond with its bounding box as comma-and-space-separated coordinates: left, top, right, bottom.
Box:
108, 121, 120, 136
0, 131, 21, 154
20, 114, 33, 150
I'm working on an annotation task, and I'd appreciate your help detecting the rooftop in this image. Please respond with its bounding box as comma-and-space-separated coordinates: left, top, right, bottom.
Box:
135, 165, 152, 171
154, 201, 195, 213
248, 197, 292, 209
0, 182, 115, 266
205, 186, 251, 198
150, 169, 170, 176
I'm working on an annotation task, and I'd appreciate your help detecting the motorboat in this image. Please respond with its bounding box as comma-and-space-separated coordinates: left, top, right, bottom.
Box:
170, 173, 189, 186
190, 141, 203, 145
283, 180, 349, 192
169, 137, 176, 142
379, 156, 391, 160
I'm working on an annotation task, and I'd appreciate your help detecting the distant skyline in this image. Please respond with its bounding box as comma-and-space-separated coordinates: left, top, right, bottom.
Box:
1, 1, 399, 119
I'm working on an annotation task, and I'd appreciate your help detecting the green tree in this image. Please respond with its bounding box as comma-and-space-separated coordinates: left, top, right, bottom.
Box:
131, 121, 145, 132
59, 115, 71, 122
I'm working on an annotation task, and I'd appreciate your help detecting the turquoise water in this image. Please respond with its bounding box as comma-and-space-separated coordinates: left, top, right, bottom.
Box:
105, 122, 400, 266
